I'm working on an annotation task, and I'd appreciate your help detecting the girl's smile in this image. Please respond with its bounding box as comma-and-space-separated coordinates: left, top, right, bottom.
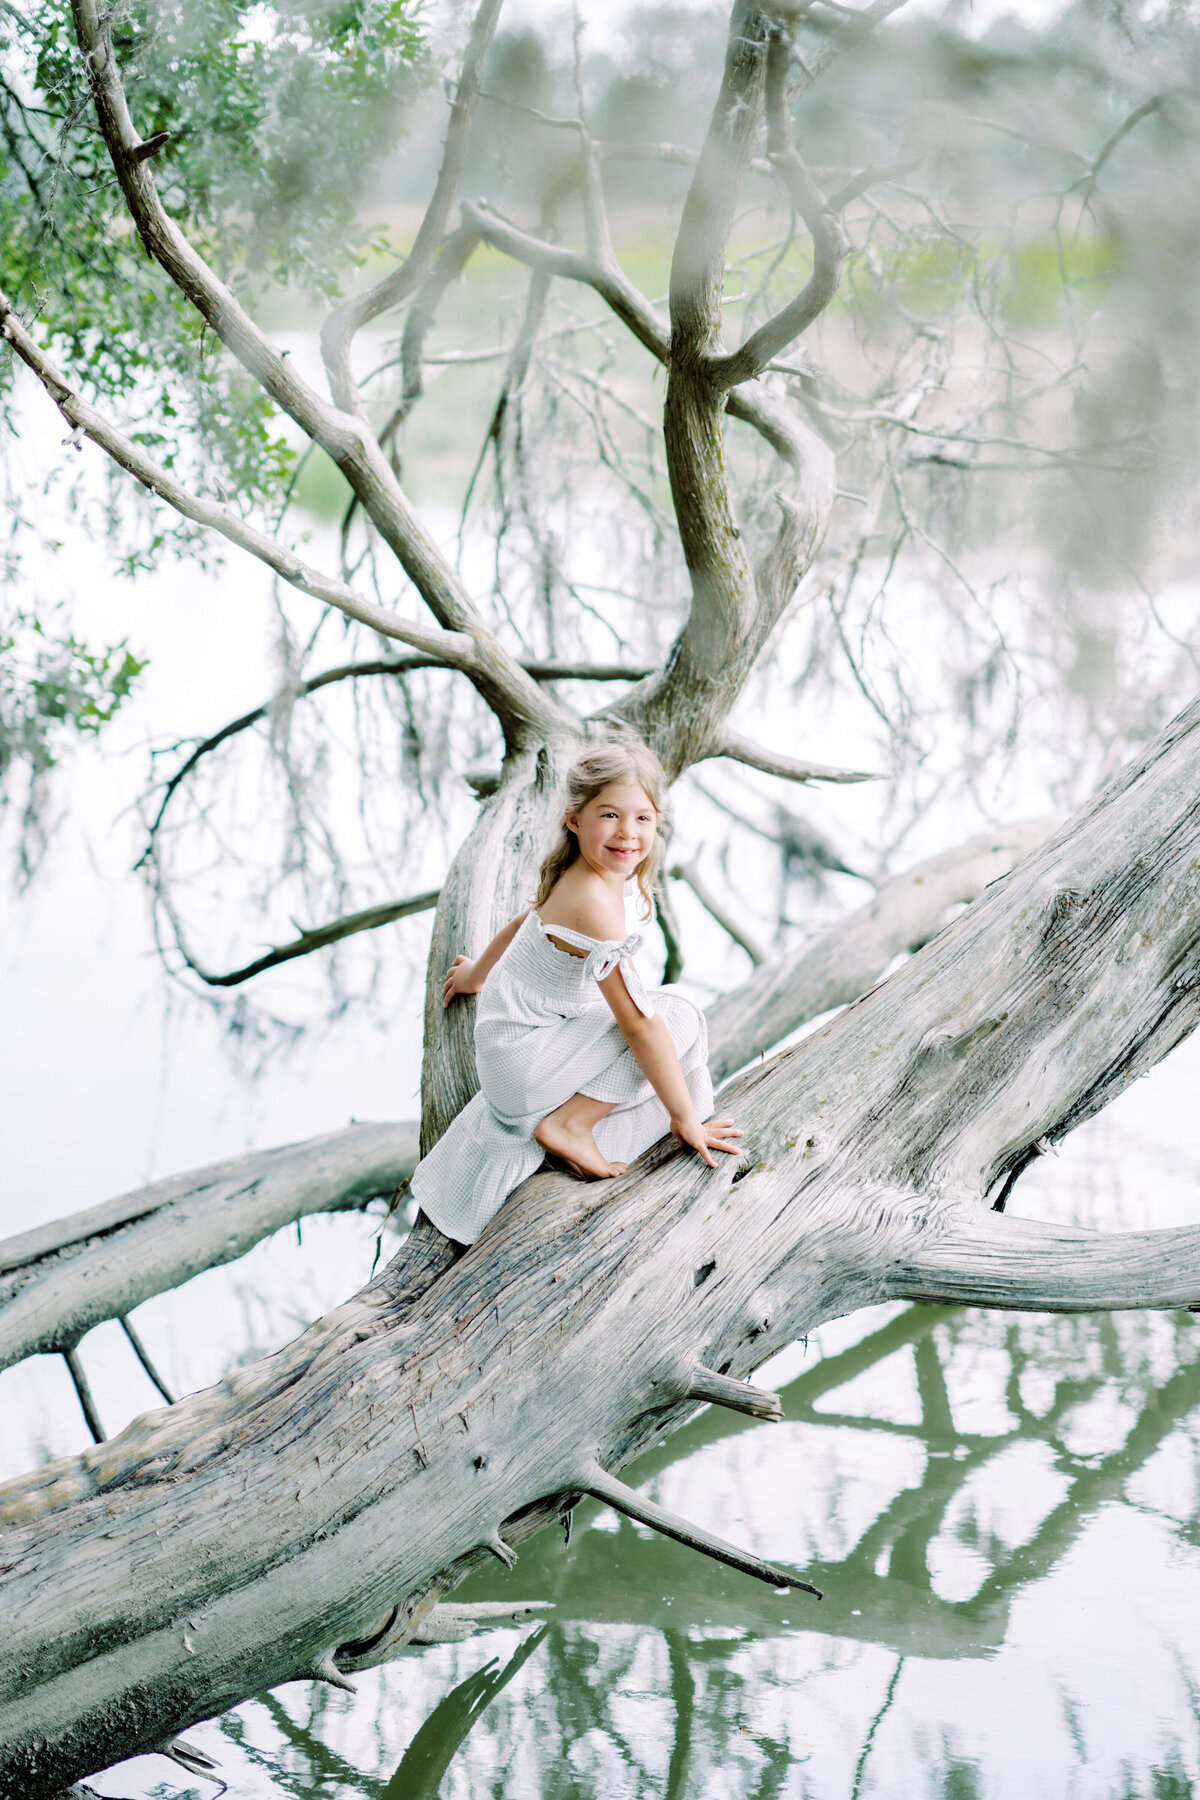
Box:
566, 781, 658, 882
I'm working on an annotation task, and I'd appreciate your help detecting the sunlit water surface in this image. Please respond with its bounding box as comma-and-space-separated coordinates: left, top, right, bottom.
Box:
6, 1031, 1200, 1800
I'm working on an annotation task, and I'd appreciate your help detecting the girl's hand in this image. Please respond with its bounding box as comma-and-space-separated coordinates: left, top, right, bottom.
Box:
670, 1113, 742, 1170
442, 956, 483, 1006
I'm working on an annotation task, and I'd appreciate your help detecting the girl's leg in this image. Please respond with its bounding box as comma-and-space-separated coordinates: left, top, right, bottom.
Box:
535, 1093, 627, 1180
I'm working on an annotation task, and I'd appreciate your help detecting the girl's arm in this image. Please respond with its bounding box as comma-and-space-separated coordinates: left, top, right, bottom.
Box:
442, 911, 529, 1007
598, 965, 741, 1169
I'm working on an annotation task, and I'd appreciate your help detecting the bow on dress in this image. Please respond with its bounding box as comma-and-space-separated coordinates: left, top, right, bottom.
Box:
583, 933, 654, 1017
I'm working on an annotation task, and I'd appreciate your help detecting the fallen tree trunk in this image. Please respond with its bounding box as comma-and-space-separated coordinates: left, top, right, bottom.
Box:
1, 706, 1198, 1791
0, 824, 1054, 1377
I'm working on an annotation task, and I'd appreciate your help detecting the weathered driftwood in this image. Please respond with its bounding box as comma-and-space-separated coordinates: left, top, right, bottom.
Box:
2, 703, 1199, 1792
0, 1123, 417, 1373
707, 818, 1057, 1081
0, 824, 1051, 1380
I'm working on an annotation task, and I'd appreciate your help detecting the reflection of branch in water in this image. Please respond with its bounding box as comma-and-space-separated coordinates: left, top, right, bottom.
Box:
223, 1690, 384, 1800
226, 1309, 1200, 1799
453, 1304, 1200, 1661
664, 1630, 694, 1800
382, 1622, 550, 1800
851, 1656, 904, 1800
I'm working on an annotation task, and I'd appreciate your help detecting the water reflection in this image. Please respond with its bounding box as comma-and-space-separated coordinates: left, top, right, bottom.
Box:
130, 1299, 1200, 1800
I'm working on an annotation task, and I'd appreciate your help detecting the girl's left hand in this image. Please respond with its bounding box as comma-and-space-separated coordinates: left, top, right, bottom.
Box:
670, 1114, 742, 1169
443, 956, 483, 1006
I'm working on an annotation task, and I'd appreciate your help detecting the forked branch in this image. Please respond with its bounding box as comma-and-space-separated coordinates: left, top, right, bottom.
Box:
708, 28, 846, 390
320, 0, 506, 410
168, 888, 442, 989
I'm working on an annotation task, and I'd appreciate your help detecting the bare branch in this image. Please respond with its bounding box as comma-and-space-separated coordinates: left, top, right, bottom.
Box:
795, 0, 911, 98
580, 1459, 822, 1595
170, 888, 441, 990
459, 202, 831, 487
146, 649, 655, 848
889, 1208, 1200, 1313
712, 730, 878, 786
461, 201, 670, 365
683, 1363, 784, 1422
669, 856, 767, 965
319, 0, 506, 410
0, 1124, 418, 1370
63, 1349, 105, 1444
479, 89, 584, 132
708, 31, 847, 390
388, 226, 479, 436
667, 9, 771, 363
826, 155, 923, 209
0, 293, 476, 667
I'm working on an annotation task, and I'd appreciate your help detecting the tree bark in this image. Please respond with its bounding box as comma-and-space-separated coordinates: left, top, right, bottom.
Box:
3, 703, 1200, 1793
706, 818, 1057, 1081
0, 1124, 417, 1372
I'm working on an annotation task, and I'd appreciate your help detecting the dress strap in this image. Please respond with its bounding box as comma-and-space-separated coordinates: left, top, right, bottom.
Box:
534, 918, 655, 1017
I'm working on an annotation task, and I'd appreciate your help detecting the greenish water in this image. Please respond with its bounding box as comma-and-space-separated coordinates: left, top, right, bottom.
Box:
39, 1036, 1200, 1800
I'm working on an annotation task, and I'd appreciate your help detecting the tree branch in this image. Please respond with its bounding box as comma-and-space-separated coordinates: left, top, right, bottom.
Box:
459, 199, 832, 486
144, 652, 654, 856
67, 0, 571, 752
461, 200, 670, 366
580, 1458, 821, 1595
669, 857, 767, 965
68, 0, 359, 459
706, 819, 1058, 1082
0, 1124, 418, 1371
711, 730, 878, 785
0, 293, 476, 668
794, 0, 911, 98
707, 30, 846, 391
889, 1208, 1200, 1313
170, 888, 441, 989
319, 0, 506, 411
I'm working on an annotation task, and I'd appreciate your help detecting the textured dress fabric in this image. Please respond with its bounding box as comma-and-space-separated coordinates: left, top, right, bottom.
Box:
410, 911, 713, 1245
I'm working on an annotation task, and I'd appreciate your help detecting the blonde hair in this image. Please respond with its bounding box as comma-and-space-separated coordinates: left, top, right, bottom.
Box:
535, 739, 668, 920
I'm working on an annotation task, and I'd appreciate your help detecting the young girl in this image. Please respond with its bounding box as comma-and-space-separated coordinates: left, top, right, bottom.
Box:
409, 740, 741, 1246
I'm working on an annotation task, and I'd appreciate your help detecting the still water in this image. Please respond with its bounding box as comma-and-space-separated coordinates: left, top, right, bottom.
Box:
9, 1034, 1200, 1800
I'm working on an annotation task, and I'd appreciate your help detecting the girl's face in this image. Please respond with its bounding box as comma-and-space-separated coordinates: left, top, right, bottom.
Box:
567, 781, 658, 880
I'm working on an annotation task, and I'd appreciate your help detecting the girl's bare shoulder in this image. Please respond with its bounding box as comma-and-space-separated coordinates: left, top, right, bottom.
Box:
536, 870, 625, 948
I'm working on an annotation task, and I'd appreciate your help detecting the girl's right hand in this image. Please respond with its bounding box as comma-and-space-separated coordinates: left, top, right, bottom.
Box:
442, 956, 483, 1006
670, 1113, 743, 1169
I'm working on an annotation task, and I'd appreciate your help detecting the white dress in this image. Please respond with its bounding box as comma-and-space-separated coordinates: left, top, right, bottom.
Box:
410, 911, 714, 1245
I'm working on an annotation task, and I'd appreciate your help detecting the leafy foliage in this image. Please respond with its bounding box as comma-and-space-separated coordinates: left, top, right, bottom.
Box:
0, 605, 145, 880
0, 0, 425, 836
0, 0, 423, 511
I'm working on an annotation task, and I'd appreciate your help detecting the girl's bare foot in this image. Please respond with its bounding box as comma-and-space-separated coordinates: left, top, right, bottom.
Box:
535, 1112, 627, 1180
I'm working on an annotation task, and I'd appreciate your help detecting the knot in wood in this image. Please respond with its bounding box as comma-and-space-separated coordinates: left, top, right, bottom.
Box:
1040, 886, 1089, 943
